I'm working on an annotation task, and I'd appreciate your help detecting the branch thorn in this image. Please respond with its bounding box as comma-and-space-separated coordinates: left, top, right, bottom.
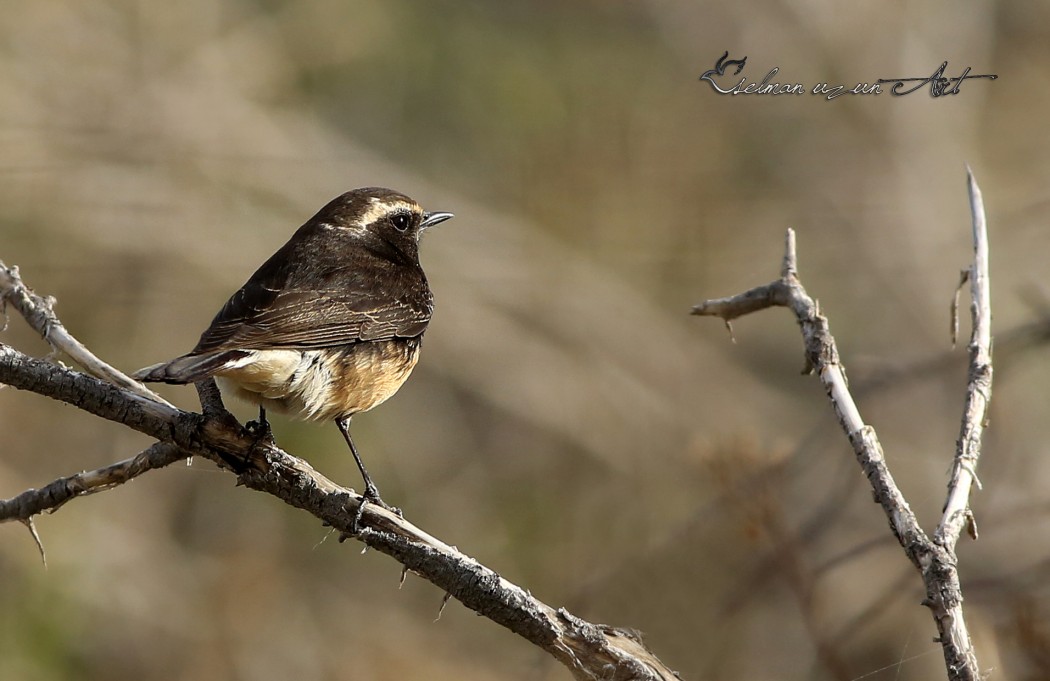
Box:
435, 591, 453, 621
22, 517, 47, 569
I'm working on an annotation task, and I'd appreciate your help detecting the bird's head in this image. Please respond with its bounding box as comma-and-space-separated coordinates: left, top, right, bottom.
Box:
317, 187, 453, 264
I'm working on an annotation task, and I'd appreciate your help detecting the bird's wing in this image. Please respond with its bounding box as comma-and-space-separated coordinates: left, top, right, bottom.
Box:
191, 267, 432, 353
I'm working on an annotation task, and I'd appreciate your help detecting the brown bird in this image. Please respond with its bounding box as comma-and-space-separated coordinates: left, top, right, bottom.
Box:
134, 187, 453, 509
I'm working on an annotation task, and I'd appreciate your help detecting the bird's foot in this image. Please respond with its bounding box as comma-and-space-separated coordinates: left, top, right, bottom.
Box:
349, 483, 402, 534
244, 407, 275, 446
240, 410, 276, 471
243, 418, 273, 443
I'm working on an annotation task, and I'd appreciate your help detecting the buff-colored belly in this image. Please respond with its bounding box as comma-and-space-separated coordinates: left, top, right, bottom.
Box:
215, 340, 421, 422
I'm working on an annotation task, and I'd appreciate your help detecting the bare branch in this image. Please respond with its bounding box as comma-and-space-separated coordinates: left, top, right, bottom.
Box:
690, 284, 782, 323
695, 231, 927, 556
0, 260, 174, 407
0, 339, 678, 679
692, 198, 989, 680
934, 169, 993, 552
0, 442, 186, 522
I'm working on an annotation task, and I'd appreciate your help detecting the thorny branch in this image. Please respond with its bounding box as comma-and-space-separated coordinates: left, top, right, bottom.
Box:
0, 262, 678, 681
691, 170, 993, 681
0, 442, 185, 522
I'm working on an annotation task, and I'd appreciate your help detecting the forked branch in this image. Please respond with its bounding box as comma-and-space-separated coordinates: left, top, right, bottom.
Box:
691, 169, 992, 681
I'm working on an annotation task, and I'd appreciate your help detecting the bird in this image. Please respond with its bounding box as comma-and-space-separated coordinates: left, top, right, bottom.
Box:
134, 187, 453, 511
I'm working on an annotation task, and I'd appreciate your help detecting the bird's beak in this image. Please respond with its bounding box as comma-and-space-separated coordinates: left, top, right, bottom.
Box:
420, 211, 454, 229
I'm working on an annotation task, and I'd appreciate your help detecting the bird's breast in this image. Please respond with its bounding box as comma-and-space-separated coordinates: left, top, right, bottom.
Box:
214, 339, 422, 422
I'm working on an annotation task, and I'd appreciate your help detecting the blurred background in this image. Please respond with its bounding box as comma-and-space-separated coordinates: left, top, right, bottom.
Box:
1, 1, 1047, 679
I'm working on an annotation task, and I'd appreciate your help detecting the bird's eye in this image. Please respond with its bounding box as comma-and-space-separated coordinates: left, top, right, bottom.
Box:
390, 212, 412, 232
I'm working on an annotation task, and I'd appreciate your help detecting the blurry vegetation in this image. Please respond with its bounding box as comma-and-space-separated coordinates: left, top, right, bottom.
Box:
1, 1, 1049, 679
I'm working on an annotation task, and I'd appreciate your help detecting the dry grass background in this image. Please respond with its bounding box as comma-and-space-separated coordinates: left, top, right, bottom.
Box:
1, 1, 1048, 679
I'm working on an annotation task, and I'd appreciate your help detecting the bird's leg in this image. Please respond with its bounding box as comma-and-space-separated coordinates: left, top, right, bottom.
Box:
245, 405, 274, 444
335, 415, 400, 531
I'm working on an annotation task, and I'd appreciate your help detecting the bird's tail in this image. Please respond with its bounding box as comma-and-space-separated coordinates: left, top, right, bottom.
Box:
133, 350, 249, 384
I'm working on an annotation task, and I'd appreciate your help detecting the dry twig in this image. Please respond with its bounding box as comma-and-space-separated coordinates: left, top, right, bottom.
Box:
935, 168, 992, 551
0, 442, 186, 521
0, 260, 174, 407
691, 170, 993, 681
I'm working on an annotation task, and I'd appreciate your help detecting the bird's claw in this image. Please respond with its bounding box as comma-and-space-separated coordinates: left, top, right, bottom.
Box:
349, 486, 401, 534
243, 417, 274, 445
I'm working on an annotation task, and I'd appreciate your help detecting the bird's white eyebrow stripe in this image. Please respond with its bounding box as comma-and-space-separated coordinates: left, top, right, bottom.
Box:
358, 198, 419, 227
